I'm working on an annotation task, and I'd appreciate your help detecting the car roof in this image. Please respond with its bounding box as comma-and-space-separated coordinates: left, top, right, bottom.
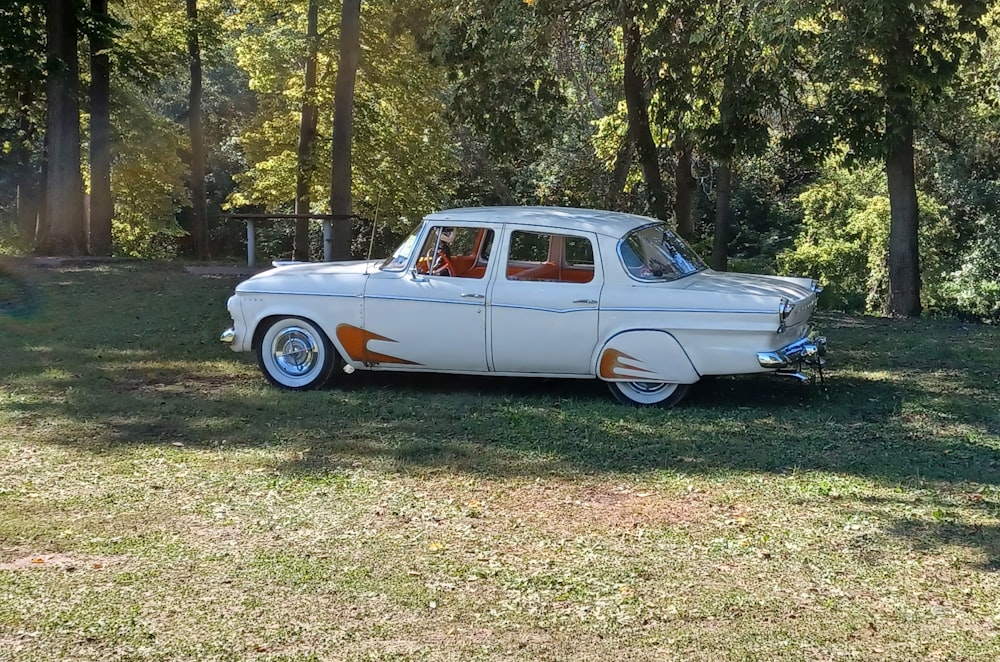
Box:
424, 206, 660, 238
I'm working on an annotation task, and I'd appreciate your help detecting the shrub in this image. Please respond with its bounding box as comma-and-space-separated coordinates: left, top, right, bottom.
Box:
778, 156, 956, 314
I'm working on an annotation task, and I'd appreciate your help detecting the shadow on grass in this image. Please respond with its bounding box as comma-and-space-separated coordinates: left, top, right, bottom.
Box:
3, 266, 999, 563
888, 520, 1000, 572
6, 345, 997, 484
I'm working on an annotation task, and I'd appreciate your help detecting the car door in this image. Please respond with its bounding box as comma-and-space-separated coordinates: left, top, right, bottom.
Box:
359, 226, 494, 372
488, 228, 602, 375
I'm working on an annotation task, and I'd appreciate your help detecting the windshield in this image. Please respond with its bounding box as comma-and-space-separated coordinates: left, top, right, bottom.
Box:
619, 224, 706, 281
379, 226, 421, 271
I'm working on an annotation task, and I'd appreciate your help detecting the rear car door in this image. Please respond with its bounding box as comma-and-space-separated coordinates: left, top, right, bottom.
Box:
488, 228, 602, 375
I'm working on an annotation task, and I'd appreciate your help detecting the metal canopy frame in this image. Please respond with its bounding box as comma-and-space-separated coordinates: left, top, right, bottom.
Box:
220, 213, 357, 266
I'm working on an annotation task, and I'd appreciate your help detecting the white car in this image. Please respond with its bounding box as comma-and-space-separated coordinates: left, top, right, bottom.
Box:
221, 206, 826, 407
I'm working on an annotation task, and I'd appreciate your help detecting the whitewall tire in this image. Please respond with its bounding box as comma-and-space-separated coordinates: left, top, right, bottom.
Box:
256, 317, 338, 390
607, 381, 691, 408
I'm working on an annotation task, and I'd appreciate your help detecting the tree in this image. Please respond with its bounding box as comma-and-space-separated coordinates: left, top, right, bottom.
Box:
89, 0, 113, 256
0, 1, 46, 247
329, 0, 361, 260
39, 0, 86, 256
186, 0, 209, 260
293, 0, 320, 261
801, 0, 989, 317
228, 0, 455, 261
621, 1, 669, 221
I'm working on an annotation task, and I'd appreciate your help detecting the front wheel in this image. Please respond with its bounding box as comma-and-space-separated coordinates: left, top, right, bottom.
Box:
256, 316, 339, 390
607, 380, 691, 408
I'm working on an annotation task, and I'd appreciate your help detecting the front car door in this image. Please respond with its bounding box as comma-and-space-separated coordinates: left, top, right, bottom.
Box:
356, 224, 496, 372
488, 227, 603, 375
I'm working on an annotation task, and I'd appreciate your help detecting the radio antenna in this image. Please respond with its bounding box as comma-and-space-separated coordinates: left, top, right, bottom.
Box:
365, 192, 381, 272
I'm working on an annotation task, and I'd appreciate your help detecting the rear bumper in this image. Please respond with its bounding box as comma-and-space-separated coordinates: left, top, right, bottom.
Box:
757, 335, 827, 369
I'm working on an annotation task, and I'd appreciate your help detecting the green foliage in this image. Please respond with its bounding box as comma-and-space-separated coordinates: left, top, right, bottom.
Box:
778, 156, 957, 314
109, 86, 190, 259
228, 0, 457, 237
0, 224, 20, 256
795, 0, 990, 161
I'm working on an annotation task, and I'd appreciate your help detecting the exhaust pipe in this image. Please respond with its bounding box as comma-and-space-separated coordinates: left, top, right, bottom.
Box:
775, 371, 811, 384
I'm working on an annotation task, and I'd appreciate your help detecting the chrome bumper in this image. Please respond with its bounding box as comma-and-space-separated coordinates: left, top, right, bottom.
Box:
757, 335, 826, 369
220, 327, 236, 344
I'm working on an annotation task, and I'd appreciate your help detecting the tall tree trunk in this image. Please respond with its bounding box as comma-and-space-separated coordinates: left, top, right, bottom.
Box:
186, 0, 209, 260
711, 69, 738, 271
712, 160, 732, 271
884, 32, 921, 318
885, 120, 921, 317
89, 0, 112, 256
674, 140, 695, 240
329, 0, 361, 260
39, 0, 86, 256
15, 86, 40, 247
608, 129, 633, 209
294, 0, 320, 262
620, 3, 669, 221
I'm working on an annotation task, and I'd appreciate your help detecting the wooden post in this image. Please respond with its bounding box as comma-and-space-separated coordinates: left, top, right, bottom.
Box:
246, 219, 255, 267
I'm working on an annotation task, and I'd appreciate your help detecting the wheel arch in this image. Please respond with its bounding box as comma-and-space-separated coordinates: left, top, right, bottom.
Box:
252, 312, 348, 365
594, 329, 700, 384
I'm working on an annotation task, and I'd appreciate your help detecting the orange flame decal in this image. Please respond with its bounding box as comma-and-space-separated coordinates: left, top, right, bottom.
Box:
336, 324, 419, 365
599, 348, 653, 379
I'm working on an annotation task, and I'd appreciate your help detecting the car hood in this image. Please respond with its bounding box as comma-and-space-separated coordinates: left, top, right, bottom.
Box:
680, 270, 815, 300
236, 260, 376, 293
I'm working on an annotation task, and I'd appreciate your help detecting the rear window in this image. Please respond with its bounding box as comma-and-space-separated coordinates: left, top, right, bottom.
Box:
619, 224, 705, 281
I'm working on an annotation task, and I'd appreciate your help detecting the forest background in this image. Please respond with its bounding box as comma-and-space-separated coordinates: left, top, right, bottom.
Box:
1, 0, 999, 321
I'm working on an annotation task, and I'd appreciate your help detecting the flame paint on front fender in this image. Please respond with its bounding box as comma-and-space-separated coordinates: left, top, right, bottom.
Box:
335, 324, 419, 365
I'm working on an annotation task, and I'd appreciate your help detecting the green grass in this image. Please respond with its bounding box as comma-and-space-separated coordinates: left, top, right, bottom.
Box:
1, 261, 999, 660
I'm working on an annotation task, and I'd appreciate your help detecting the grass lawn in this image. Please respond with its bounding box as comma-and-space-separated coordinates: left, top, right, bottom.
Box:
1, 261, 998, 660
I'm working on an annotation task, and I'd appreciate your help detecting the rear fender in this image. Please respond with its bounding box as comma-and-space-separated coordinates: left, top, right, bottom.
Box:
596, 330, 700, 384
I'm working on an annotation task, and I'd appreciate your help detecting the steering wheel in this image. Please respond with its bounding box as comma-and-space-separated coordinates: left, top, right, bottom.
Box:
432, 252, 455, 276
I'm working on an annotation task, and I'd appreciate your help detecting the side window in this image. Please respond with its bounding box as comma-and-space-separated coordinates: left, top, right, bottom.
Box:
507, 231, 550, 263
565, 236, 594, 266
506, 231, 595, 283
416, 226, 493, 278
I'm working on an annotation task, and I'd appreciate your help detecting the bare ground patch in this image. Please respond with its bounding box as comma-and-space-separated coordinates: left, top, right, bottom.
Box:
0, 550, 120, 572
490, 482, 716, 535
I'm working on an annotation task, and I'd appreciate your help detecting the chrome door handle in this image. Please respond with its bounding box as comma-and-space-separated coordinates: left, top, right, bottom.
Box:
573, 299, 598, 304
461, 293, 485, 299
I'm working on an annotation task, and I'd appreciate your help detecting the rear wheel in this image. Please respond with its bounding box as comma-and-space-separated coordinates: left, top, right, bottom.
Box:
256, 316, 338, 390
607, 380, 690, 408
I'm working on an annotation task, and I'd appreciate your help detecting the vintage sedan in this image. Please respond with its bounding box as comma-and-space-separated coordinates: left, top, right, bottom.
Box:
220, 206, 826, 407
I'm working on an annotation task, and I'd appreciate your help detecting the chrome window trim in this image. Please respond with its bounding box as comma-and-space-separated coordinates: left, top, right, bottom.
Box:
616, 222, 707, 284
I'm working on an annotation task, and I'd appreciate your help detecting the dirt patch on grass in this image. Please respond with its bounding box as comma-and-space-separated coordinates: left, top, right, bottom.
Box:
0, 551, 117, 571
111, 372, 245, 397
494, 483, 714, 535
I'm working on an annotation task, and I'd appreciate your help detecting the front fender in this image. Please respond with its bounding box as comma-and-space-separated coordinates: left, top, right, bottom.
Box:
595, 330, 700, 384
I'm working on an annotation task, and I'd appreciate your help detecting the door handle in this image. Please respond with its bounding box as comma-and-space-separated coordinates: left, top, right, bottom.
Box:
461, 293, 485, 299
573, 299, 598, 305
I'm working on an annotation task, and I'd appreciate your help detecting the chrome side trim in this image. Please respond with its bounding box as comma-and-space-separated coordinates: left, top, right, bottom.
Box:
601, 306, 772, 315
235, 289, 359, 299
491, 302, 601, 314
364, 294, 485, 307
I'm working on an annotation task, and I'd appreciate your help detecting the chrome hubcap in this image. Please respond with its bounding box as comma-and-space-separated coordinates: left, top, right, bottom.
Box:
272, 327, 319, 377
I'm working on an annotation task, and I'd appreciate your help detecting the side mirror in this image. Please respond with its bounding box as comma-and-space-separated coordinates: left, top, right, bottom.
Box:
410, 269, 429, 282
